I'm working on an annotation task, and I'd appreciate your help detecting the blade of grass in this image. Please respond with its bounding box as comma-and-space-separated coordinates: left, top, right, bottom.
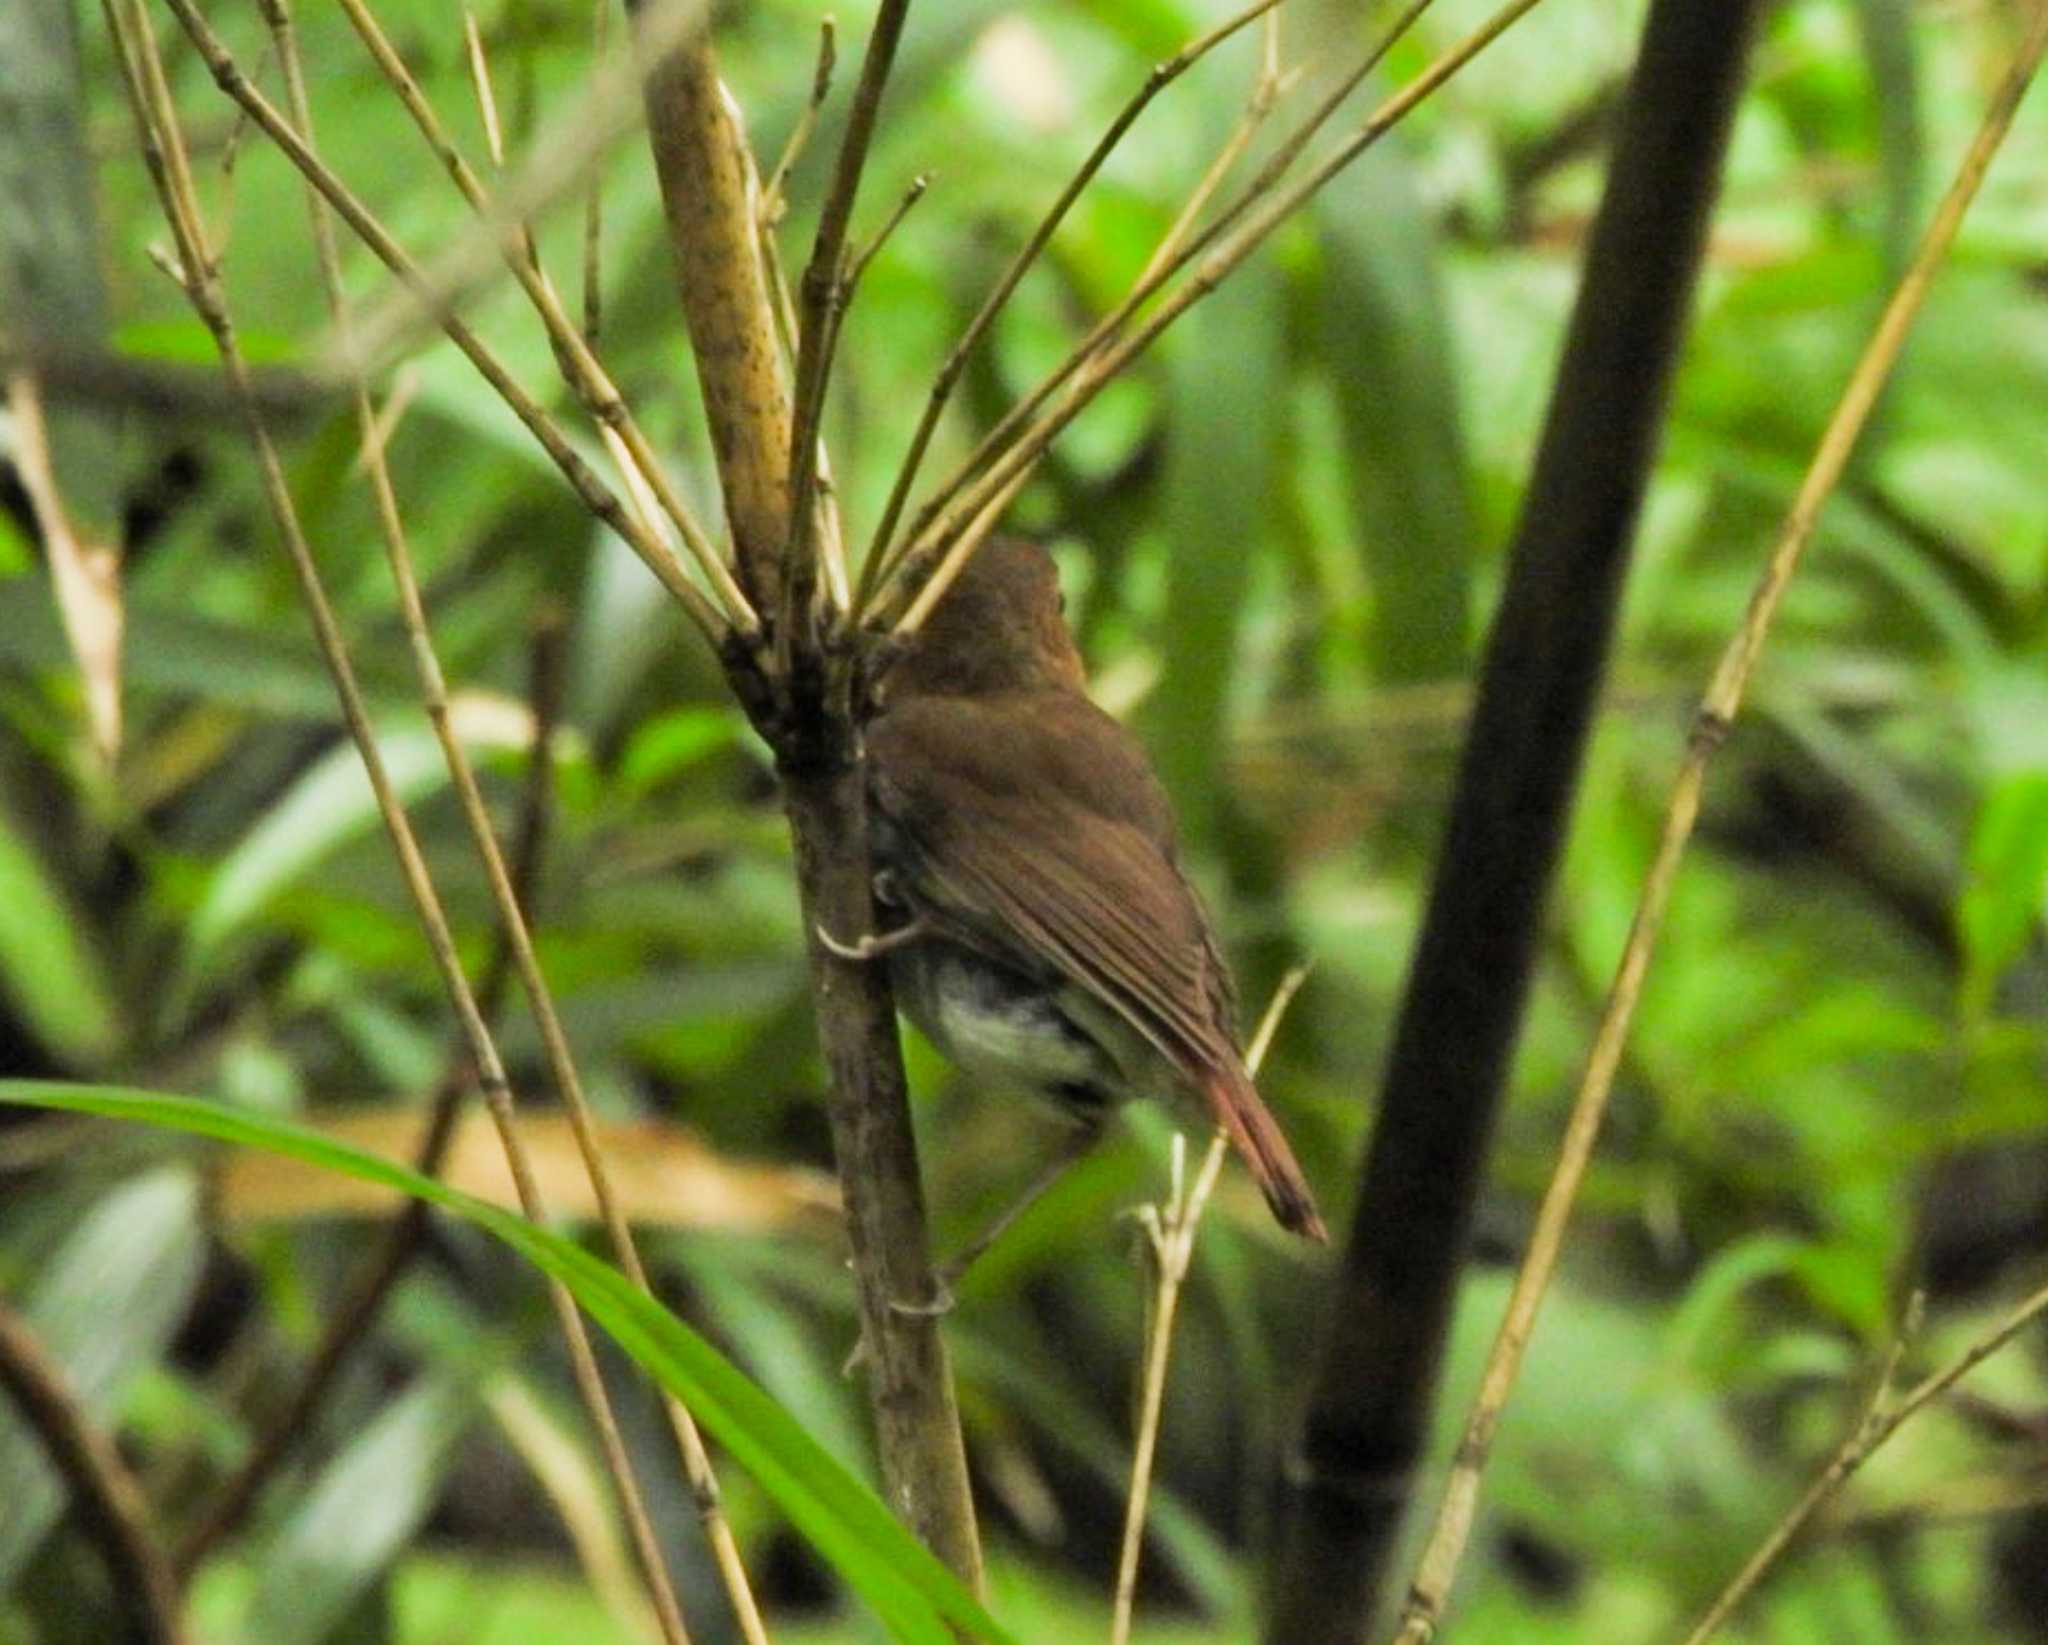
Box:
0, 1080, 1016, 1645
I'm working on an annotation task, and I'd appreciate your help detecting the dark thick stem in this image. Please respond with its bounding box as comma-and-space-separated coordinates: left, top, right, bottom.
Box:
1269, 3, 1761, 1638
0, 1301, 187, 1645
779, 746, 982, 1589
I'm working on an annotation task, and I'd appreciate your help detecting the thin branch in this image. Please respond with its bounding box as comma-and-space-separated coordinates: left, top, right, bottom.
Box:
155, 0, 733, 647
845, 171, 930, 297
329, 0, 753, 630
1110, 969, 1309, 1645
856, 0, 1291, 603
1680, 1276, 2048, 1645
1389, 13, 2048, 1639
262, 6, 767, 1632
101, 8, 694, 1640
760, 17, 837, 228
583, 0, 611, 342
875, 0, 1522, 626
174, 611, 567, 1577
869, 0, 1441, 607
781, 0, 912, 662
0, 1300, 186, 1645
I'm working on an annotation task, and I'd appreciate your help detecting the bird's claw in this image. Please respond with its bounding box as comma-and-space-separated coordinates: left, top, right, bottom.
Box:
814, 917, 927, 962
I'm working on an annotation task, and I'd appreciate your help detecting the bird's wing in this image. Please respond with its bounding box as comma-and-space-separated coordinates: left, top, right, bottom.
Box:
865, 692, 1237, 1079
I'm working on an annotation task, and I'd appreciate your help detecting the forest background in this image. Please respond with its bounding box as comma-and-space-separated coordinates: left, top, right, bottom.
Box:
3, 0, 2048, 1641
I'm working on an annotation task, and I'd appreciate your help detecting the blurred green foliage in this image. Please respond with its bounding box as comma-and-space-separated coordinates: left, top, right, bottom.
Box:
3, 0, 2048, 1640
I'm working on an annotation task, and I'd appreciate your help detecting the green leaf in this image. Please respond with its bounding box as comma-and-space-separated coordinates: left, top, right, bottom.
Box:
248, 1376, 479, 1645
1957, 772, 2048, 1018
0, 794, 120, 1064
1313, 144, 1476, 683
185, 700, 531, 968
0, 1081, 1014, 1645
0, 1171, 204, 1585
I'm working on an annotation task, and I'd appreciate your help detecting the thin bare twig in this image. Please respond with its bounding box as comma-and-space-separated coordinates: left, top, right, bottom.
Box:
101, 7, 694, 1640
875, 0, 1514, 626
0, 1300, 186, 1645
174, 612, 567, 1576
156, 0, 731, 645
869, 0, 1443, 608
329, 0, 752, 629
846, 172, 930, 296
781, 0, 912, 663
855, 0, 1291, 604
263, 6, 766, 1631
584, 0, 611, 342
760, 17, 837, 228
1111, 968, 1310, 1645
1390, 13, 2048, 1639
1680, 1277, 2048, 1645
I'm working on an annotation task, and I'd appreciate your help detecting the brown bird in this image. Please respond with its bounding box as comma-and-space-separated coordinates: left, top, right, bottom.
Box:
851, 537, 1326, 1254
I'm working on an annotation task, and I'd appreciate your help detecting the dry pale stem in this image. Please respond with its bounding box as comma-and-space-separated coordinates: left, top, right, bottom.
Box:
263, 3, 769, 1635
637, 17, 794, 610
1111, 969, 1310, 1645
155, 0, 726, 640
1389, 13, 2048, 1640
1678, 1275, 2048, 1645
103, 7, 694, 1640
856, 0, 1292, 602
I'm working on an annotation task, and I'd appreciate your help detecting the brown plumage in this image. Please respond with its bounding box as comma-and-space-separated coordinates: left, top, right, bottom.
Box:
863, 538, 1326, 1242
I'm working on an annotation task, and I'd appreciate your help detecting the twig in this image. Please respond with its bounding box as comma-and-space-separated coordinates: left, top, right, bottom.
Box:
584, 0, 611, 342
328, 0, 752, 630
1388, 14, 2048, 1641
869, 0, 1441, 607
0, 1300, 186, 1645
780, 0, 912, 664
156, 0, 732, 646
101, 8, 695, 1641
1679, 1276, 2048, 1645
845, 172, 930, 296
262, 7, 766, 1633
874, 0, 1520, 626
174, 612, 567, 1577
856, 0, 1291, 603
1110, 969, 1310, 1645
760, 17, 837, 228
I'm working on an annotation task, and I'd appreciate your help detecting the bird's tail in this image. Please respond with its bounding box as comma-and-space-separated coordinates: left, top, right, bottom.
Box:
1201, 1066, 1328, 1242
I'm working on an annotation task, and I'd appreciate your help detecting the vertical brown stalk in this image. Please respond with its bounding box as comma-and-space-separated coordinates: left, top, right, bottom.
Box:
1269, 1, 1761, 1638
631, 3, 982, 1587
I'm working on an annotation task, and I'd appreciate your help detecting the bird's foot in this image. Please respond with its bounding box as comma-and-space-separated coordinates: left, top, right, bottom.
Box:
887, 1271, 957, 1319
814, 916, 928, 962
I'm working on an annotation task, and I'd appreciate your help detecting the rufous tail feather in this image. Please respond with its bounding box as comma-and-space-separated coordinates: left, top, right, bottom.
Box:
1203, 1068, 1327, 1242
